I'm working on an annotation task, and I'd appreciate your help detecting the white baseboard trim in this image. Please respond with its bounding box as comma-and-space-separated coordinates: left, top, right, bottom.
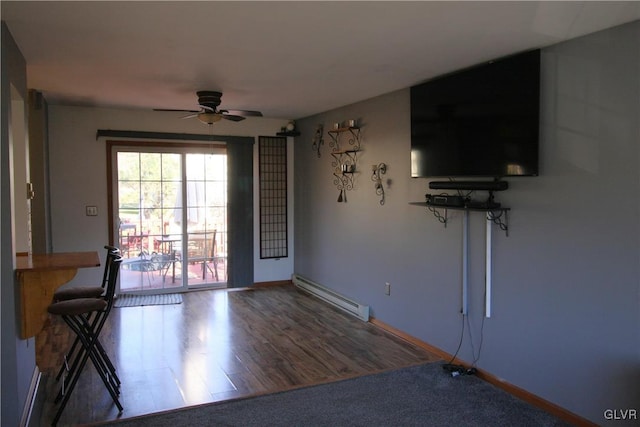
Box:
21, 366, 41, 427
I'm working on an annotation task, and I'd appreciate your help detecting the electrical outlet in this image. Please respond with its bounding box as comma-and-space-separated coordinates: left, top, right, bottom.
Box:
385, 282, 391, 296
86, 205, 98, 216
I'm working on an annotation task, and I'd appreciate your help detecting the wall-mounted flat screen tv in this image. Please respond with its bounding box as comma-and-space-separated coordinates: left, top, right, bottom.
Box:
410, 49, 540, 178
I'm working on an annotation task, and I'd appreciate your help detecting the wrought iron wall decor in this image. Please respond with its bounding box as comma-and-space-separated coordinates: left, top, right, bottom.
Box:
328, 124, 361, 203
371, 163, 387, 205
311, 124, 324, 157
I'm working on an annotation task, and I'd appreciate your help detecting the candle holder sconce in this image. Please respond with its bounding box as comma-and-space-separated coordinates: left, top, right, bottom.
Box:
328, 122, 361, 203
371, 163, 387, 205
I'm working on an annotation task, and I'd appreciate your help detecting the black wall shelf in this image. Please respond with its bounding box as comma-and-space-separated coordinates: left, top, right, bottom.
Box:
276, 130, 300, 137
410, 202, 510, 235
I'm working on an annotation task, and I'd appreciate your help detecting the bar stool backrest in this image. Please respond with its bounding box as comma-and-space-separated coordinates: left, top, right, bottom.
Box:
103, 255, 123, 314
100, 245, 121, 290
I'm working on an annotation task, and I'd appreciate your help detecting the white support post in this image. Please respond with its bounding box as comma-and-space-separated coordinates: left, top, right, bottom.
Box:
485, 213, 492, 318
462, 210, 469, 315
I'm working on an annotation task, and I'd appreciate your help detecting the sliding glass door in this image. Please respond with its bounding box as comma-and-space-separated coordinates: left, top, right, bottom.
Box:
112, 145, 227, 294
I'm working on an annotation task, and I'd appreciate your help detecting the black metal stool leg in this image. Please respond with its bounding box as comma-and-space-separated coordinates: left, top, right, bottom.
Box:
54, 311, 121, 403
52, 314, 122, 425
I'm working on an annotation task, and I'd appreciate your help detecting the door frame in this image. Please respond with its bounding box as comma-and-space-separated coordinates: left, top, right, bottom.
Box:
107, 140, 228, 294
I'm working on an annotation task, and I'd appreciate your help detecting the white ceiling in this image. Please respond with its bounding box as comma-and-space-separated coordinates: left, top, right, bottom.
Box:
2, 1, 639, 119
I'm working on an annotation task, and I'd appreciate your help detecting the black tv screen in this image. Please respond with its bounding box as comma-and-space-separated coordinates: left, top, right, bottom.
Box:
410, 49, 540, 178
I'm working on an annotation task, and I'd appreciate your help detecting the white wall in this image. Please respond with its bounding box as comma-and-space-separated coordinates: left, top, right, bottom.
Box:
11, 91, 30, 254
47, 106, 294, 286
294, 21, 639, 425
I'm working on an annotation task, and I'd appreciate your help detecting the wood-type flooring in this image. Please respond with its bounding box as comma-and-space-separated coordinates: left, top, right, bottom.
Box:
34, 284, 440, 426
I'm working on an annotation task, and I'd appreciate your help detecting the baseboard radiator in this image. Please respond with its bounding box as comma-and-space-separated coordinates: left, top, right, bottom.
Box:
291, 274, 370, 321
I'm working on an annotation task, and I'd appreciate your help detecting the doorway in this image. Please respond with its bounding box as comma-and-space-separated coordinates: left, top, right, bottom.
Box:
111, 143, 227, 294
10, 84, 32, 255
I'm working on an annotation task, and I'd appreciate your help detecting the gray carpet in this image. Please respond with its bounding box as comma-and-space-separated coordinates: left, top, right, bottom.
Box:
99, 362, 569, 426
113, 293, 183, 308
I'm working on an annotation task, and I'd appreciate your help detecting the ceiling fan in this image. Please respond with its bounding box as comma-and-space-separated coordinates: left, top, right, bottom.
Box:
155, 91, 263, 125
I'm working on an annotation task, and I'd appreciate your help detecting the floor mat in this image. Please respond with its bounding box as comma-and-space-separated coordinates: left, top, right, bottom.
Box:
114, 293, 183, 308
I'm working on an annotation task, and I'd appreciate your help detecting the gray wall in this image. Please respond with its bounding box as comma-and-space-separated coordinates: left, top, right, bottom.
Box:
1, 21, 37, 427
46, 106, 294, 287
294, 21, 639, 425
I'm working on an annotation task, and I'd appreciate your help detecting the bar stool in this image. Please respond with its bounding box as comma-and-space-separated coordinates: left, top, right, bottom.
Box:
47, 255, 123, 426
52, 245, 121, 385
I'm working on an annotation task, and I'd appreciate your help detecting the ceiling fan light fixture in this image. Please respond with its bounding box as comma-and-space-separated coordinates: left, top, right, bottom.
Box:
159, 91, 261, 124
197, 112, 222, 125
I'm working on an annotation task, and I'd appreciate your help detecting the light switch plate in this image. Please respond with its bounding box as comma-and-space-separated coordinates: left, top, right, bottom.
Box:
86, 205, 98, 216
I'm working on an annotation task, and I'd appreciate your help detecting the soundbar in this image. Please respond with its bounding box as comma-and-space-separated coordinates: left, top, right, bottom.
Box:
429, 181, 508, 191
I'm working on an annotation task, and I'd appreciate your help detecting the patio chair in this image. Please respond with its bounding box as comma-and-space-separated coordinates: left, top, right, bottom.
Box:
188, 230, 219, 281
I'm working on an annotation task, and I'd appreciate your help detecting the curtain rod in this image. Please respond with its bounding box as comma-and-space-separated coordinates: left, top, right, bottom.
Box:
96, 129, 254, 144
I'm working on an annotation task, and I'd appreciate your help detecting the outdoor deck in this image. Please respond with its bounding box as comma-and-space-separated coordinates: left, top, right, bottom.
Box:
119, 255, 227, 292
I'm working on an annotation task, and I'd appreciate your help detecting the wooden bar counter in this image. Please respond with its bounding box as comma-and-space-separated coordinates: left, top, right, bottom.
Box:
16, 251, 100, 339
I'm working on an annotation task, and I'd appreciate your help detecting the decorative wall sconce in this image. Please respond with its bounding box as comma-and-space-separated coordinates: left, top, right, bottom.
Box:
371, 163, 387, 205
312, 124, 324, 157
329, 124, 361, 203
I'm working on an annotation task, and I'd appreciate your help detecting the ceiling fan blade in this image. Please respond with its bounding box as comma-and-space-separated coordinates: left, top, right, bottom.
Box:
180, 113, 200, 119
221, 114, 246, 122
220, 109, 263, 117
154, 108, 200, 113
